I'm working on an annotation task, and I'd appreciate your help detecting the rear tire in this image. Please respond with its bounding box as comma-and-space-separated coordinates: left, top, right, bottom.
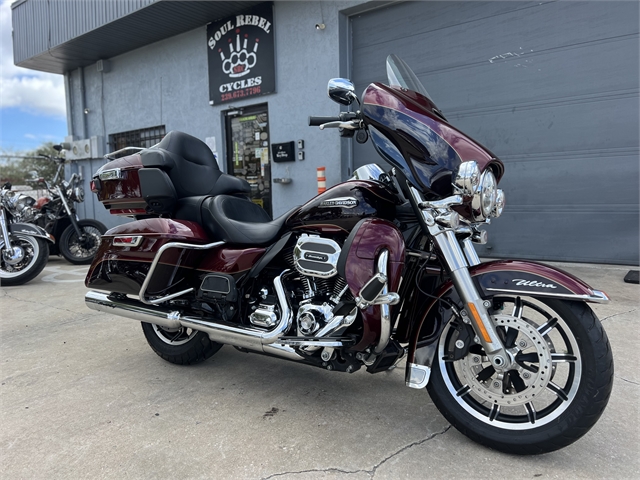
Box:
141, 322, 223, 365
427, 298, 613, 454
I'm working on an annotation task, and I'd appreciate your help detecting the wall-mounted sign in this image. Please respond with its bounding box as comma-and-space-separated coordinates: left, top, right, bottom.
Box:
207, 3, 275, 105
271, 142, 295, 163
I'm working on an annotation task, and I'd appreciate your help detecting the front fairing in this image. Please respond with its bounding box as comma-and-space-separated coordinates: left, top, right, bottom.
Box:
362, 82, 504, 199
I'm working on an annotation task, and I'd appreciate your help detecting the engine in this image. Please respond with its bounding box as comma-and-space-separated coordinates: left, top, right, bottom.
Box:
248, 234, 354, 340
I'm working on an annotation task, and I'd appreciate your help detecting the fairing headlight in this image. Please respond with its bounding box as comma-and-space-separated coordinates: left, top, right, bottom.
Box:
74, 186, 85, 203
471, 170, 498, 221
493, 189, 505, 217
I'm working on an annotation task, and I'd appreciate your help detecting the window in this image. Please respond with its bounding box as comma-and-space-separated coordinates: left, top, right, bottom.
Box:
109, 126, 166, 154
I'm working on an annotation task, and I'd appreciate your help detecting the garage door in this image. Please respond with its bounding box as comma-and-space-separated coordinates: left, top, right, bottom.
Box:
350, 1, 639, 265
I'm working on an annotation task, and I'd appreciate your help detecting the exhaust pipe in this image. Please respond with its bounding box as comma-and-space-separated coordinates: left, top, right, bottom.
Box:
85, 272, 302, 360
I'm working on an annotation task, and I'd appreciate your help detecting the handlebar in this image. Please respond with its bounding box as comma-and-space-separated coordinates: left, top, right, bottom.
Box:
309, 116, 341, 126
309, 112, 359, 127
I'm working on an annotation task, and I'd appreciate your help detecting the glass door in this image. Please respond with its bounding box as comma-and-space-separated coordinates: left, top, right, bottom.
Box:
224, 104, 272, 217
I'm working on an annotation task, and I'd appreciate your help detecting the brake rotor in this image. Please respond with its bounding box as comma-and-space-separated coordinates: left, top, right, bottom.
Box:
458, 314, 552, 407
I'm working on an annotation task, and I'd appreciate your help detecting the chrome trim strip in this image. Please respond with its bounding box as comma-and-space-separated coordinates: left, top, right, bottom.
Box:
113, 235, 143, 247
485, 288, 610, 304
279, 339, 344, 347
104, 147, 145, 160
139, 240, 224, 305
405, 363, 431, 389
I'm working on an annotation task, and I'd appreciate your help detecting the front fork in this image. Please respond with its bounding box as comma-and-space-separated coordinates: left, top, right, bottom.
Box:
409, 189, 511, 372
0, 206, 13, 249
56, 186, 82, 237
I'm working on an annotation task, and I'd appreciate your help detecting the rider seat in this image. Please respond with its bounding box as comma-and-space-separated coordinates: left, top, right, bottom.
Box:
201, 195, 294, 245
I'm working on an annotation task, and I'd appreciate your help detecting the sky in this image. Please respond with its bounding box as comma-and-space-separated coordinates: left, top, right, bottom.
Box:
0, 0, 67, 153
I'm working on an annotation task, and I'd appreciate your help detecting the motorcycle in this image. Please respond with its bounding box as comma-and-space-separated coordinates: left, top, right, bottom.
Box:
17, 147, 106, 265
0, 183, 54, 286
84, 55, 613, 454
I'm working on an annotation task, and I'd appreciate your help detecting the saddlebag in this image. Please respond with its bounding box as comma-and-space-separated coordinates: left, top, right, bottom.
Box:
85, 218, 210, 296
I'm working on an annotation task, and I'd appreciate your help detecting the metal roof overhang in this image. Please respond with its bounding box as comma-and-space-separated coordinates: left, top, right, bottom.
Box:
14, 1, 264, 74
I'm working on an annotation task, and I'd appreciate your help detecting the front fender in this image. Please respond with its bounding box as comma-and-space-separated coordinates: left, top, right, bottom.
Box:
471, 260, 609, 303
405, 260, 609, 389
9, 223, 55, 243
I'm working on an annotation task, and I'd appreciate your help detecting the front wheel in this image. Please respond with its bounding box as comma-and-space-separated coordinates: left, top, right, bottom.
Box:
0, 234, 49, 286
59, 219, 106, 265
427, 297, 613, 454
141, 322, 223, 365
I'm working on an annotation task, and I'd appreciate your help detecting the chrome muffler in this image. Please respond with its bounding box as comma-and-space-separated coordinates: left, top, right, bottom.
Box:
85, 271, 303, 361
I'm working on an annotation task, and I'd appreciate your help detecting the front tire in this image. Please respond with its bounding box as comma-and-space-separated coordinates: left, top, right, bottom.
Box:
59, 219, 106, 265
427, 297, 613, 454
0, 235, 49, 286
141, 322, 223, 365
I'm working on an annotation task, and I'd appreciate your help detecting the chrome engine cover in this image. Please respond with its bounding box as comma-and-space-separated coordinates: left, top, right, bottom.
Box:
296, 302, 334, 336
293, 234, 341, 278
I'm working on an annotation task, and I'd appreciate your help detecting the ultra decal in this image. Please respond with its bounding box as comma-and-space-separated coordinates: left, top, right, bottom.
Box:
206, 3, 275, 104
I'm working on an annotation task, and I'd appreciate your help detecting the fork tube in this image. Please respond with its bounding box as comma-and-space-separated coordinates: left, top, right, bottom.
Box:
431, 230, 504, 356
0, 207, 13, 249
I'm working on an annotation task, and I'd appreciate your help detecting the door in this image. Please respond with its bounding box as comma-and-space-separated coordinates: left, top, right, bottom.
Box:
225, 104, 272, 217
350, 1, 639, 264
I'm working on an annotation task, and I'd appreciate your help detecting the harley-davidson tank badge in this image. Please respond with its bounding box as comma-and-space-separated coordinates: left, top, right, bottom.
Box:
319, 197, 358, 208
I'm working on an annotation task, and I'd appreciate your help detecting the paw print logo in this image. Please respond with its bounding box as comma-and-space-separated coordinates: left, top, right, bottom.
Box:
219, 33, 259, 78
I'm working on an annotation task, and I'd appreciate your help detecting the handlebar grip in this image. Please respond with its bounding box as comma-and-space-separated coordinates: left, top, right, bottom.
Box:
309, 116, 340, 126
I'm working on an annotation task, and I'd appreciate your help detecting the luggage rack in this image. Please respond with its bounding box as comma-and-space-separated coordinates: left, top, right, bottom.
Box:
104, 146, 146, 161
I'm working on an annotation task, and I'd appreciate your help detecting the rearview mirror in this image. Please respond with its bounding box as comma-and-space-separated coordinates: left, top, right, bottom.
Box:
328, 78, 357, 106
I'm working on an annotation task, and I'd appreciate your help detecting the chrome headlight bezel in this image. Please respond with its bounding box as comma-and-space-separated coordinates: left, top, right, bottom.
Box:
74, 186, 85, 203
471, 170, 498, 221
454, 161, 481, 196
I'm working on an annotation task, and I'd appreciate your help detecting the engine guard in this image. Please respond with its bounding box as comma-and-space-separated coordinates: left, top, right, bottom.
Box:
404, 259, 610, 389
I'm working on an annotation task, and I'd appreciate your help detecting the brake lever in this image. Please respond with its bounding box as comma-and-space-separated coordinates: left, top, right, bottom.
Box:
319, 120, 360, 130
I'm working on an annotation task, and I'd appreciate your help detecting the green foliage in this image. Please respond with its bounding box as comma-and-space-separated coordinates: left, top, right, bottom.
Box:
0, 142, 61, 186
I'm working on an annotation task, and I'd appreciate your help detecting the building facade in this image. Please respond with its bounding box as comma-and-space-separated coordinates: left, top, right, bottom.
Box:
12, 0, 639, 264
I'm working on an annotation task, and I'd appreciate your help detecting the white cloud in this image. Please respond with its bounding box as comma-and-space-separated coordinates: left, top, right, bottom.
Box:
0, 0, 66, 118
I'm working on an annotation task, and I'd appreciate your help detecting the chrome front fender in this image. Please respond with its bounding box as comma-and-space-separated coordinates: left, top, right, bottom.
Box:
9, 223, 55, 243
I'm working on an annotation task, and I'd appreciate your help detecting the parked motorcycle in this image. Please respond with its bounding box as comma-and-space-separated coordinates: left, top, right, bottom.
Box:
84, 55, 613, 454
0, 183, 53, 285
17, 147, 106, 265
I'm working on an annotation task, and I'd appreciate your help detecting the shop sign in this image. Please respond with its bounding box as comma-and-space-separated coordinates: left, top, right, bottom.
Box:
207, 3, 275, 105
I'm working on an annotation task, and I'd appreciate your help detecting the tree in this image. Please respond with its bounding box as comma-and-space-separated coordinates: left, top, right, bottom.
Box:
0, 142, 61, 185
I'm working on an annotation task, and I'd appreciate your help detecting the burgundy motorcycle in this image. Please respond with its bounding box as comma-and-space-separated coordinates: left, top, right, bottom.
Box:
84, 55, 613, 454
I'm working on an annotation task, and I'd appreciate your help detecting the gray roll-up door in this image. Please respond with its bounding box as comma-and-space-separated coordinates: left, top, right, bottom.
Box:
349, 1, 639, 265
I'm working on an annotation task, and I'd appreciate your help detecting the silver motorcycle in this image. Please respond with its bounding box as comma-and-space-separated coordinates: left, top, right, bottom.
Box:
0, 183, 54, 286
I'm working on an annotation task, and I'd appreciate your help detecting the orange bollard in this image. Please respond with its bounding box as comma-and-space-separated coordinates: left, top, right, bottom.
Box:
317, 167, 326, 194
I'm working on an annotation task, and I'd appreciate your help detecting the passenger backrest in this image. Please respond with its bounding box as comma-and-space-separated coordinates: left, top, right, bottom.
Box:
140, 131, 222, 198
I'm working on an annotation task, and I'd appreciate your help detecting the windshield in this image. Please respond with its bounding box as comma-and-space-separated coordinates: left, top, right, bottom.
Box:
386, 54, 432, 100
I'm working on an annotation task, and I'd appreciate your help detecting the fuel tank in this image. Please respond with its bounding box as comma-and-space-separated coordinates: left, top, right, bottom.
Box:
285, 180, 401, 233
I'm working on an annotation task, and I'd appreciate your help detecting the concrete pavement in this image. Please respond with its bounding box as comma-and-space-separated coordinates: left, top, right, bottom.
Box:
1, 257, 638, 479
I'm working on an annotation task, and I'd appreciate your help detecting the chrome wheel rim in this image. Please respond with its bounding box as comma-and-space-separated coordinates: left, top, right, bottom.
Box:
438, 296, 582, 430
151, 324, 197, 346
0, 235, 40, 278
67, 226, 101, 260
